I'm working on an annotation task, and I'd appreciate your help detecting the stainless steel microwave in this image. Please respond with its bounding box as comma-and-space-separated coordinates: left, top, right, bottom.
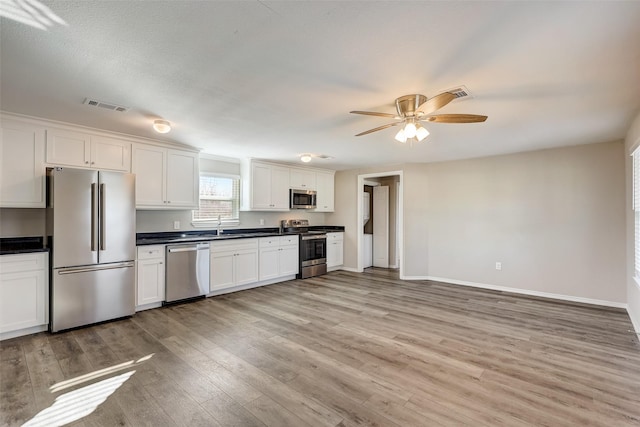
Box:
290, 189, 317, 209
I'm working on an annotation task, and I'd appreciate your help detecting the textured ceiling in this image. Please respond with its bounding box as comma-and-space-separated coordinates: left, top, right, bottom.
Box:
1, 1, 639, 170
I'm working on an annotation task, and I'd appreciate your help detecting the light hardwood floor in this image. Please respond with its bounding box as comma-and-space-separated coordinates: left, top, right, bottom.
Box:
2, 269, 640, 426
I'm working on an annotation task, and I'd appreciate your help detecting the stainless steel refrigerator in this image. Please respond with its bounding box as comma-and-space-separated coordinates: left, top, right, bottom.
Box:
47, 167, 136, 332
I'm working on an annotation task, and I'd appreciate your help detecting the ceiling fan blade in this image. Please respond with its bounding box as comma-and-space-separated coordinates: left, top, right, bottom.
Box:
355, 122, 400, 136
423, 114, 488, 123
350, 110, 398, 119
415, 92, 456, 115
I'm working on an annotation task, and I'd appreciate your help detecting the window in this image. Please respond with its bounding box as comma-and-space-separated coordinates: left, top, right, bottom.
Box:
634, 148, 640, 278
192, 174, 240, 224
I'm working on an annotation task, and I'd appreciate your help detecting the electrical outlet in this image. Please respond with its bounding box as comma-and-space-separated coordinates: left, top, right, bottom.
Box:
495, 262, 502, 271
259, 219, 265, 226
173, 221, 180, 230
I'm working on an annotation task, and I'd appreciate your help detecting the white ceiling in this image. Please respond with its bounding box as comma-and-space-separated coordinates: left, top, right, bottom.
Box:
1, 1, 639, 170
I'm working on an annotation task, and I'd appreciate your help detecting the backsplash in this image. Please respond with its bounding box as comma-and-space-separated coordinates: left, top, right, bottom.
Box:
0, 208, 46, 238
135, 209, 328, 232
0, 208, 328, 236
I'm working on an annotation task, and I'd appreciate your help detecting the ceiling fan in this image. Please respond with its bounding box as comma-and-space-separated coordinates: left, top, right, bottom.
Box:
350, 92, 487, 143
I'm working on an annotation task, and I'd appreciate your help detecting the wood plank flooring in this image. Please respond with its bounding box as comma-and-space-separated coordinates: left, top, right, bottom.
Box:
2, 269, 640, 426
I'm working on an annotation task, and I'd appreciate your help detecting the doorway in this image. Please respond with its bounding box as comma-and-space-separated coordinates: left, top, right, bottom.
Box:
357, 171, 403, 275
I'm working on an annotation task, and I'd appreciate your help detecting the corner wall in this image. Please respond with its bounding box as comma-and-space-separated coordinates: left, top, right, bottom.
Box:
333, 141, 626, 306
326, 164, 404, 270
417, 141, 626, 304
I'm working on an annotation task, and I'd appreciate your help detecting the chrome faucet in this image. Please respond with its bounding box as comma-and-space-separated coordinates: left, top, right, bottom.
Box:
217, 215, 223, 235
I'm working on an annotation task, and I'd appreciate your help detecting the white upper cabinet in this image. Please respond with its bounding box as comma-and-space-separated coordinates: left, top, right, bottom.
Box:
315, 170, 335, 212
290, 168, 316, 190
90, 136, 131, 171
132, 144, 165, 206
46, 128, 131, 171
166, 149, 199, 207
0, 119, 46, 208
132, 143, 198, 209
242, 160, 290, 211
241, 159, 335, 212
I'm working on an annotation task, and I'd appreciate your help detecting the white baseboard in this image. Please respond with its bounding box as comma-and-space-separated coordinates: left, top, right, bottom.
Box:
0, 324, 48, 341
207, 274, 297, 297
402, 275, 627, 309
338, 267, 362, 273
628, 307, 640, 334
135, 302, 162, 312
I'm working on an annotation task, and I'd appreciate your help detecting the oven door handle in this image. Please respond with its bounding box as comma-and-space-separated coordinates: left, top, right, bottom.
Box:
301, 234, 327, 241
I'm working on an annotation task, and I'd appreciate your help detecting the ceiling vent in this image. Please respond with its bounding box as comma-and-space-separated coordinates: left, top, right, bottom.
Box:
446, 86, 473, 100
83, 98, 130, 112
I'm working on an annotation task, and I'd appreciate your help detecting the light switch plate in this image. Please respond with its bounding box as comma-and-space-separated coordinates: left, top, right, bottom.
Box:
173, 221, 180, 230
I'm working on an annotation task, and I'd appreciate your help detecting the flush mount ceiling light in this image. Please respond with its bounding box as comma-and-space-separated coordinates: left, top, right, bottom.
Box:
351, 91, 487, 144
153, 119, 171, 134
299, 153, 334, 163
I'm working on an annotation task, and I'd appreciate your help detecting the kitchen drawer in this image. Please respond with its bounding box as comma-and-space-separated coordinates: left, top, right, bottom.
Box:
327, 232, 344, 242
210, 238, 258, 253
259, 237, 280, 248
279, 235, 299, 246
137, 245, 165, 260
0, 253, 45, 273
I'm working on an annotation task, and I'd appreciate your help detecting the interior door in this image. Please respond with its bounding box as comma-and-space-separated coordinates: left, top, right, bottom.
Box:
373, 185, 389, 268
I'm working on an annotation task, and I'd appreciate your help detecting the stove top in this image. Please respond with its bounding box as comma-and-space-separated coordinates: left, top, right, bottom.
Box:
280, 219, 327, 236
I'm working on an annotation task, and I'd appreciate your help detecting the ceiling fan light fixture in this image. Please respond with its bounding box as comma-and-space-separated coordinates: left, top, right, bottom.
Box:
394, 128, 407, 143
300, 154, 312, 163
416, 125, 429, 142
153, 119, 171, 134
404, 122, 417, 138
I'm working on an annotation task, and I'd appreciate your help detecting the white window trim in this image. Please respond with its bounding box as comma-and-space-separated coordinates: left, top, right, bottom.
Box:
192, 172, 241, 227
633, 145, 640, 281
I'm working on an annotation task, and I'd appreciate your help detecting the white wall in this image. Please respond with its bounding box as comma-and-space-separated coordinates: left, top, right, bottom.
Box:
136, 155, 328, 232
326, 164, 404, 269
0, 208, 45, 237
136, 209, 327, 232
419, 141, 625, 304
333, 141, 626, 305
625, 111, 640, 331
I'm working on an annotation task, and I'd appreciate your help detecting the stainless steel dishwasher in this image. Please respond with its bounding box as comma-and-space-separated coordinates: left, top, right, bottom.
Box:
165, 242, 210, 303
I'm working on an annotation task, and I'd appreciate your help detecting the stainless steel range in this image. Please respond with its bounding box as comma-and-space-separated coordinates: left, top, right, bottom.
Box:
281, 219, 327, 279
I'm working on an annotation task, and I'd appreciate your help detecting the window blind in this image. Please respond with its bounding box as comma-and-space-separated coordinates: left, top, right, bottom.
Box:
192, 174, 240, 222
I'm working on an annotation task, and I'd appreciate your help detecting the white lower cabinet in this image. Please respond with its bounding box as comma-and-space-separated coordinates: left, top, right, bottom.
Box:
136, 245, 165, 309
259, 235, 299, 281
0, 252, 48, 338
327, 232, 344, 270
210, 239, 259, 291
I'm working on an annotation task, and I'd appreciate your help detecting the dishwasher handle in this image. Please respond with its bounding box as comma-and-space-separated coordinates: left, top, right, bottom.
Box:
167, 244, 210, 253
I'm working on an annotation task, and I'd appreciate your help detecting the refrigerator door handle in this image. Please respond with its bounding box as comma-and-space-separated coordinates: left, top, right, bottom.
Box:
100, 183, 106, 251
91, 183, 98, 252
57, 262, 135, 275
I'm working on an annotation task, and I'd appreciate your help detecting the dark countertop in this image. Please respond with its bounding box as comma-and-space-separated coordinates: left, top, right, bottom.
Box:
136, 226, 345, 246
0, 237, 49, 255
